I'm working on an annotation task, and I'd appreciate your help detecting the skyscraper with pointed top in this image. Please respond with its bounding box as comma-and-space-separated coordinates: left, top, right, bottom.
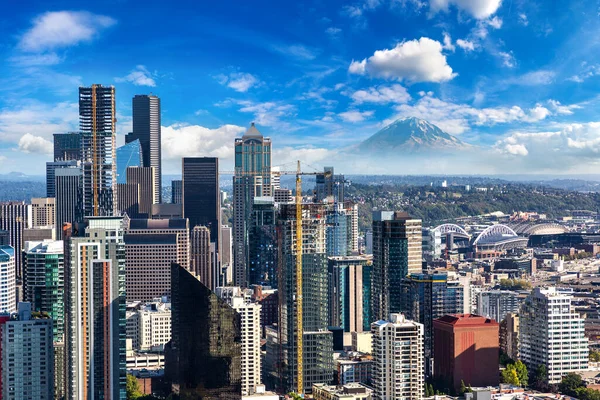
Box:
233, 123, 272, 287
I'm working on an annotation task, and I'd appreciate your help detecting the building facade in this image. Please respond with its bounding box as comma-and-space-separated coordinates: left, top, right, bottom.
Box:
54, 167, 82, 240
79, 84, 117, 217
0, 202, 30, 279
476, 290, 522, 323
115, 139, 142, 184
248, 197, 278, 288
371, 211, 422, 322
126, 301, 171, 351
53, 132, 81, 162
31, 198, 55, 228
0, 246, 16, 313
191, 225, 212, 288
46, 160, 79, 198
372, 314, 424, 400
126, 166, 156, 218
233, 123, 272, 288
171, 180, 182, 204
519, 287, 589, 384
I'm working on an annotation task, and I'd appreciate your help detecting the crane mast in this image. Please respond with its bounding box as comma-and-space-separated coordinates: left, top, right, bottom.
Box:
295, 160, 304, 395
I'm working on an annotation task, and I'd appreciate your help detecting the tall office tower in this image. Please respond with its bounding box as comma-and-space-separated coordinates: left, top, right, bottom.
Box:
500, 313, 519, 361
46, 160, 79, 198
166, 264, 241, 399
23, 240, 65, 399
31, 197, 55, 228
365, 230, 373, 254
0, 230, 8, 246
190, 225, 212, 287
116, 182, 139, 217
221, 225, 232, 267
371, 211, 422, 322
124, 218, 189, 302
2, 303, 54, 399
53, 132, 82, 161
0, 246, 16, 313
65, 217, 126, 400
271, 166, 281, 190
372, 314, 424, 400
248, 197, 278, 288
0, 201, 30, 279
216, 287, 262, 395
476, 290, 522, 323
233, 123, 272, 288
434, 314, 499, 393
126, 166, 156, 218
401, 273, 464, 362
519, 287, 589, 384
79, 84, 117, 217
315, 167, 345, 203
126, 94, 162, 203
171, 180, 182, 204
54, 167, 82, 240
278, 203, 334, 394
328, 256, 372, 332
182, 157, 220, 249
326, 204, 349, 257
115, 139, 142, 184
345, 203, 359, 254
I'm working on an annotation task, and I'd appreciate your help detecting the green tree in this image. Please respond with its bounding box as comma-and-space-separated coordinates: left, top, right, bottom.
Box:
531, 364, 548, 391
576, 387, 600, 400
126, 374, 143, 400
590, 350, 600, 362
514, 360, 529, 387
559, 373, 584, 397
425, 383, 432, 397
501, 365, 520, 385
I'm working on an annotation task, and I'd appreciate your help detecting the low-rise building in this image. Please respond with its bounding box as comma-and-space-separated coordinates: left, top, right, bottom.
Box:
313, 383, 372, 400
126, 300, 171, 351
336, 353, 373, 386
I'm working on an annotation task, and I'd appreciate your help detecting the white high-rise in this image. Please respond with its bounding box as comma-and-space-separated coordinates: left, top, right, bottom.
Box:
372, 314, 424, 400
519, 287, 588, 384
477, 290, 522, 323
126, 301, 171, 351
216, 287, 262, 395
0, 245, 16, 313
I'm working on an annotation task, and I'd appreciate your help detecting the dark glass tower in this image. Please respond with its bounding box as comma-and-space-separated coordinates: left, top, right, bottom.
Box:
182, 158, 220, 250
53, 132, 81, 162
248, 197, 277, 288
166, 263, 241, 400
115, 139, 142, 184
127, 94, 161, 203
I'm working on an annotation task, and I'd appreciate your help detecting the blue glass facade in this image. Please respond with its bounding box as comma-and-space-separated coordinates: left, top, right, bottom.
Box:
115, 139, 142, 184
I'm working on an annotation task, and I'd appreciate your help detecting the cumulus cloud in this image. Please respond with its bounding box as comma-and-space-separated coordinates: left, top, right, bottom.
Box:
339, 110, 374, 122
348, 37, 457, 83
442, 32, 455, 51
498, 51, 516, 68
17, 133, 53, 154
0, 101, 78, 143
19, 11, 116, 52
350, 84, 411, 104
429, 0, 502, 19
547, 100, 581, 115
215, 72, 260, 92
456, 39, 475, 51
235, 100, 296, 127
502, 143, 529, 156
162, 124, 245, 163
115, 65, 156, 86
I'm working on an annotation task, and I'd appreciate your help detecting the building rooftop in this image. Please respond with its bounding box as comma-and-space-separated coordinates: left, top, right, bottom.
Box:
435, 314, 499, 326
242, 122, 263, 138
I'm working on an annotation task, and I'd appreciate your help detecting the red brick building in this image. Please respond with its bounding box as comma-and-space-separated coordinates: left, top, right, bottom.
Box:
433, 314, 499, 393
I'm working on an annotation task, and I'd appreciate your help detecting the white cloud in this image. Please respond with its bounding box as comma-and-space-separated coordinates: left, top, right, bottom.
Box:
272, 146, 334, 165
9, 53, 62, 66
502, 143, 529, 156
456, 39, 475, 51
215, 72, 259, 93
503, 70, 555, 86
547, 100, 581, 115
326, 27, 342, 37
442, 32, 455, 51
487, 16, 503, 29
348, 37, 457, 83
162, 123, 244, 163
518, 13, 528, 26
17, 133, 53, 154
498, 51, 516, 68
339, 110, 374, 122
428, 0, 502, 19
272, 44, 317, 60
236, 100, 296, 127
568, 64, 600, 83
115, 65, 156, 86
350, 84, 411, 104
19, 11, 116, 52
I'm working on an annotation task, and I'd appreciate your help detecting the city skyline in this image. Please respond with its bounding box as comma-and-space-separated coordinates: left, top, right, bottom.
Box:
2, 2, 600, 175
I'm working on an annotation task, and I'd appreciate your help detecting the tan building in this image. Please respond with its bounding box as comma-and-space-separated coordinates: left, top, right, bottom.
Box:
30, 198, 55, 228
124, 218, 189, 302
313, 382, 372, 400
500, 313, 519, 361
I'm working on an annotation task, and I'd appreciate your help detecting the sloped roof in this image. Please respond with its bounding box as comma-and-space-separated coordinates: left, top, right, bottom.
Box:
243, 122, 263, 138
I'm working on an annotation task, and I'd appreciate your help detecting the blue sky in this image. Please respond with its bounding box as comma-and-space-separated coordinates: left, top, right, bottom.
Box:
2, 0, 600, 175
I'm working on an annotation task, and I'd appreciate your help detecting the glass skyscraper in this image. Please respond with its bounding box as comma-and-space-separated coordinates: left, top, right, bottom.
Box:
115, 139, 142, 184
248, 197, 278, 288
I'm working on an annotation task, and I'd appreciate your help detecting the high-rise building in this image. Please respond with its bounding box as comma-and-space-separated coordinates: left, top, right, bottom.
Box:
372, 314, 424, 400
126, 301, 171, 351
23, 240, 65, 399
346, 202, 359, 254
328, 255, 372, 332
64, 217, 126, 400
166, 263, 241, 399
117, 182, 139, 217
326, 204, 349, 257
371, 211, 422, 322
127, 94, 162, 203
0, 201, 30, 279
476, 290, 522, 323
79, 84, 117, 217
273, 188, 292, 204
190, 225, 212, 288
401, 273, 464, 362
54, 167, 82, 240
2, 302, 54, 399
126, 166, 156, 218
53, 132, 81, 161
499, 313, 519, 361
433, 314, 499, 393
182, 157, 220, 250
233, 123, 272, 287
277, 203, 334, 394
248, 197, 278, 288
519, 287, 589, 384
315, 167, 345, 203
31, 197, 55, 228
171, 180, 182, 204
124, 218, 189, 302
115, 139, 142, 184
216, 287, 262, 395
221, 225, 232, 268
46, 160, 79, 198
0, 246, 16, 313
